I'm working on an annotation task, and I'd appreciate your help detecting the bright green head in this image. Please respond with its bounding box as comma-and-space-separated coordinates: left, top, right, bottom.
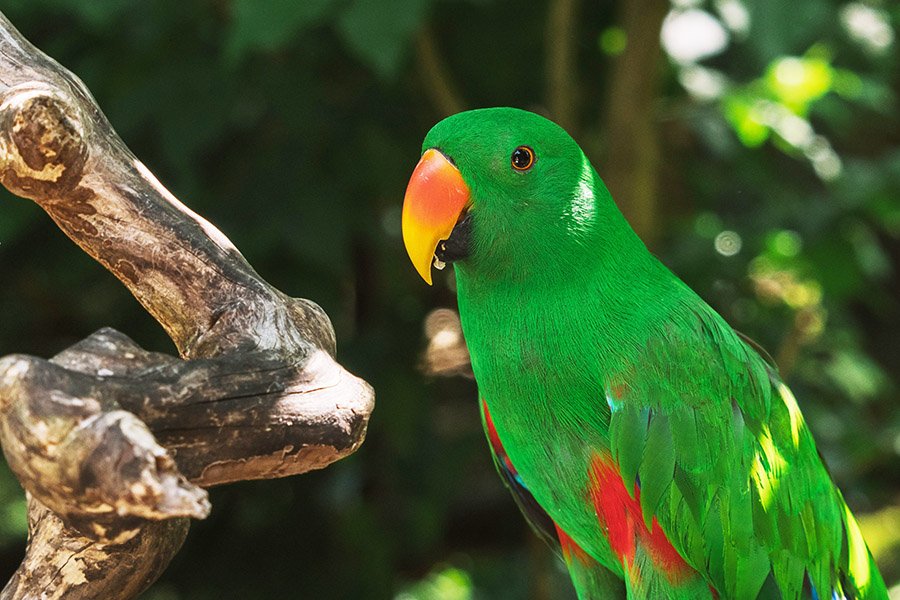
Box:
402, 107, 636, 285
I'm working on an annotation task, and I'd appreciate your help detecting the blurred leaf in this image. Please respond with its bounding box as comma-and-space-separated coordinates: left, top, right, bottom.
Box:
723, 92, 769, 147
844, 221, 891, 280
857, 505, 900, 580
77, 0, 137, 27
0, 462, 26, 544
767, 230, 802, 259
825, 348, 889, 404
0, 195, 41, 247
745, 0, 828, 65
0, 0, 133, 26
396, 565, 474, 600
599, 26, 627, 56
337, 0, 434, 79
226, 0, 336, 61
764, 55, 833, 114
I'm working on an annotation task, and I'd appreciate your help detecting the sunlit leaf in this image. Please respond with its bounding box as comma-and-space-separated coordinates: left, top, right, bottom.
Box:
396, 566, 474, 600
764, 55, 833, 114
723, 93, 770, 147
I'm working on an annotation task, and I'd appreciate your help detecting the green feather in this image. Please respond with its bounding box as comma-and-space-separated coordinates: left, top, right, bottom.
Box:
703, 495, 727, 587
610, 403, 648, 497
771, 550, 806, 600
638, 412, 675, 530
673, 465, 707, 528
750, 479, 778, 551
669, 406, 704, 473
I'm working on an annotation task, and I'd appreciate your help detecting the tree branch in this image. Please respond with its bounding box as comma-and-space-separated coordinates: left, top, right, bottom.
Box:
0, 10, 374, 598
414, 27, 466, 119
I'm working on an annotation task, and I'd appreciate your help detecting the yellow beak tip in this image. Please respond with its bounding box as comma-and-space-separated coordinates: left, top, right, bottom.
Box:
419, 265, 434, 286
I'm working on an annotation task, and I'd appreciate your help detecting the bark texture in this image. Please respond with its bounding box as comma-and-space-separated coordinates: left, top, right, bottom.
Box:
0, 10, 374, 598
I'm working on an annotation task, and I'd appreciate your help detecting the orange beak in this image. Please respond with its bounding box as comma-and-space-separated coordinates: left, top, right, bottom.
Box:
401, 149, 471, 285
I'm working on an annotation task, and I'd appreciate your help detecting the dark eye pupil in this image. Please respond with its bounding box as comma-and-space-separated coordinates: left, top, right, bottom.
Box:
511, 146, 534, 170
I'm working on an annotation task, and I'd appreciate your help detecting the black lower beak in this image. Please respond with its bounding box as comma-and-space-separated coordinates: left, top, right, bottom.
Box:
435, 212, 472, 263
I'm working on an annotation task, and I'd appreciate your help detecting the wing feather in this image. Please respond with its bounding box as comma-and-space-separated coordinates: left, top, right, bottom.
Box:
606, 306, 886, 599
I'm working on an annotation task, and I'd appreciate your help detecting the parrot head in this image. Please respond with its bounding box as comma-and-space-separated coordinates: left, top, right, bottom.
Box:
402, 107, 618, 285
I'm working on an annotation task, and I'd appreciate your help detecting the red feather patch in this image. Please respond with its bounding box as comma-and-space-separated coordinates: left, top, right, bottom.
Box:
555, 523, 593, 565
484, 400, 695, 586
589, 453, 692, 582
483, 399, 517, 474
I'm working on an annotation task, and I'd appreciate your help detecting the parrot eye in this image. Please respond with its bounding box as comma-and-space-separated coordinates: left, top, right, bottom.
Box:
511, 146, 535, 171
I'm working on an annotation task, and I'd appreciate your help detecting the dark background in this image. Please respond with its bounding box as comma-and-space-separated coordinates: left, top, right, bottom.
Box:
0, 1, 897, 598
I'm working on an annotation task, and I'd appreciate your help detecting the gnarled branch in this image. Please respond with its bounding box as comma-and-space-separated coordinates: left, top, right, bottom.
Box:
0, 10, 374, 599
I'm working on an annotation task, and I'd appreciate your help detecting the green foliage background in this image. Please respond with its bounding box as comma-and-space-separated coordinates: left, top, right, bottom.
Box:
0, 1, 897, 598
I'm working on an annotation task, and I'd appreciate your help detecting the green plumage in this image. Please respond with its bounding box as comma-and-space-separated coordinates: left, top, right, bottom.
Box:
418, 107, 886, 599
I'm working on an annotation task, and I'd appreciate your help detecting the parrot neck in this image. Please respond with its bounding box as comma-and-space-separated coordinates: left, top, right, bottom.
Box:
453, 228, 682, 432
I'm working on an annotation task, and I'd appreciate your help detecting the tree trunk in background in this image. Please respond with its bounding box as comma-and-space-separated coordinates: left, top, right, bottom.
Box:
416, 27, 466, 118
545, 0, 581, 135
602, 0, 669, 247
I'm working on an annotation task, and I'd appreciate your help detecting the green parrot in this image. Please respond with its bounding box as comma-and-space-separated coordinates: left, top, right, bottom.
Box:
400, 107, 887, 600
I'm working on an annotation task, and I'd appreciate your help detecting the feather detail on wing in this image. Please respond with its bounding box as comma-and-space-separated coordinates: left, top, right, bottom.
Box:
481, 398, 561, 552
606, 307, 887, 600
481, 399, 628, 599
